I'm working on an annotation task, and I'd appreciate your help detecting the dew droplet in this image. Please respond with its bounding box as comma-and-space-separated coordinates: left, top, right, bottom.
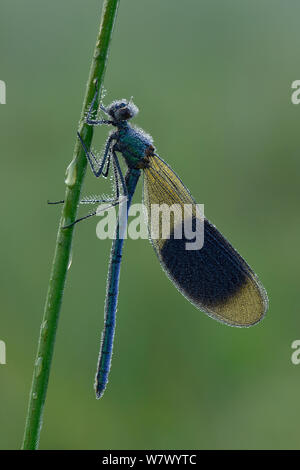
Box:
68, 252, 73, 270
40, 321, 48, 339
65, 159, 77, 188
35, 357, 43, 378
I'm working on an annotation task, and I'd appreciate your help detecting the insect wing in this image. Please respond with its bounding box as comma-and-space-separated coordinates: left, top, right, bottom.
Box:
143, 155, 268, 327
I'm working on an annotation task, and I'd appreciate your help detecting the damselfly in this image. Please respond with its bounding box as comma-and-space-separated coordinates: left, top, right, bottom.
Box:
53, 84, 268, 398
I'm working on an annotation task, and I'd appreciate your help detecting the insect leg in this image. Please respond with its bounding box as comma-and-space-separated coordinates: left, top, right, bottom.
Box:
48, 142, 113, 206
102, 151, 111, 178
112, 150, 127, 197
62, 150, 125, 227
85, 81, 112, 125
63, 199, 121, 229
47, 200, 65, 205
86, 118, 112, 126
77, 131, 115, 178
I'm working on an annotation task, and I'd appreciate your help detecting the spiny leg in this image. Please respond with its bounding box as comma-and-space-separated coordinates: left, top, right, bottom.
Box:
102, 151, 111, 178
77, 131, 116, 178
112, 150, 127, 197
62, 199, 121, 229
47, 200, 65, 205
51, 135, 128, 228
47, 152, 111, 206
80, 159, 121, 206
112, 156, 120, 200
48, 193, 117, 207
62, 154, 127, 228
86, 80, 112, 125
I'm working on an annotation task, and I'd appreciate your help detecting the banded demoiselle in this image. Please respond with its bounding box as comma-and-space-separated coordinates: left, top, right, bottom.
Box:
62, 84, 268, 398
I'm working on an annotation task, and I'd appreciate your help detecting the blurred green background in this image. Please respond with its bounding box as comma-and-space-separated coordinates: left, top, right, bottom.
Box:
1, 0, 300, 450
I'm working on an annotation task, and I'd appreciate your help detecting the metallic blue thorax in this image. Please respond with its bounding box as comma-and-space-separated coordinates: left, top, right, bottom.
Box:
115, 122, 154, 168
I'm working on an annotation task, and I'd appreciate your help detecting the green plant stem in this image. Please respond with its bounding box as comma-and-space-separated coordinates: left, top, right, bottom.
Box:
22, 0, 120, 450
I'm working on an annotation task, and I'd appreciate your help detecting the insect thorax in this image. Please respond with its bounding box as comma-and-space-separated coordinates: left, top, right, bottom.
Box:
116, 123, 154, 168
